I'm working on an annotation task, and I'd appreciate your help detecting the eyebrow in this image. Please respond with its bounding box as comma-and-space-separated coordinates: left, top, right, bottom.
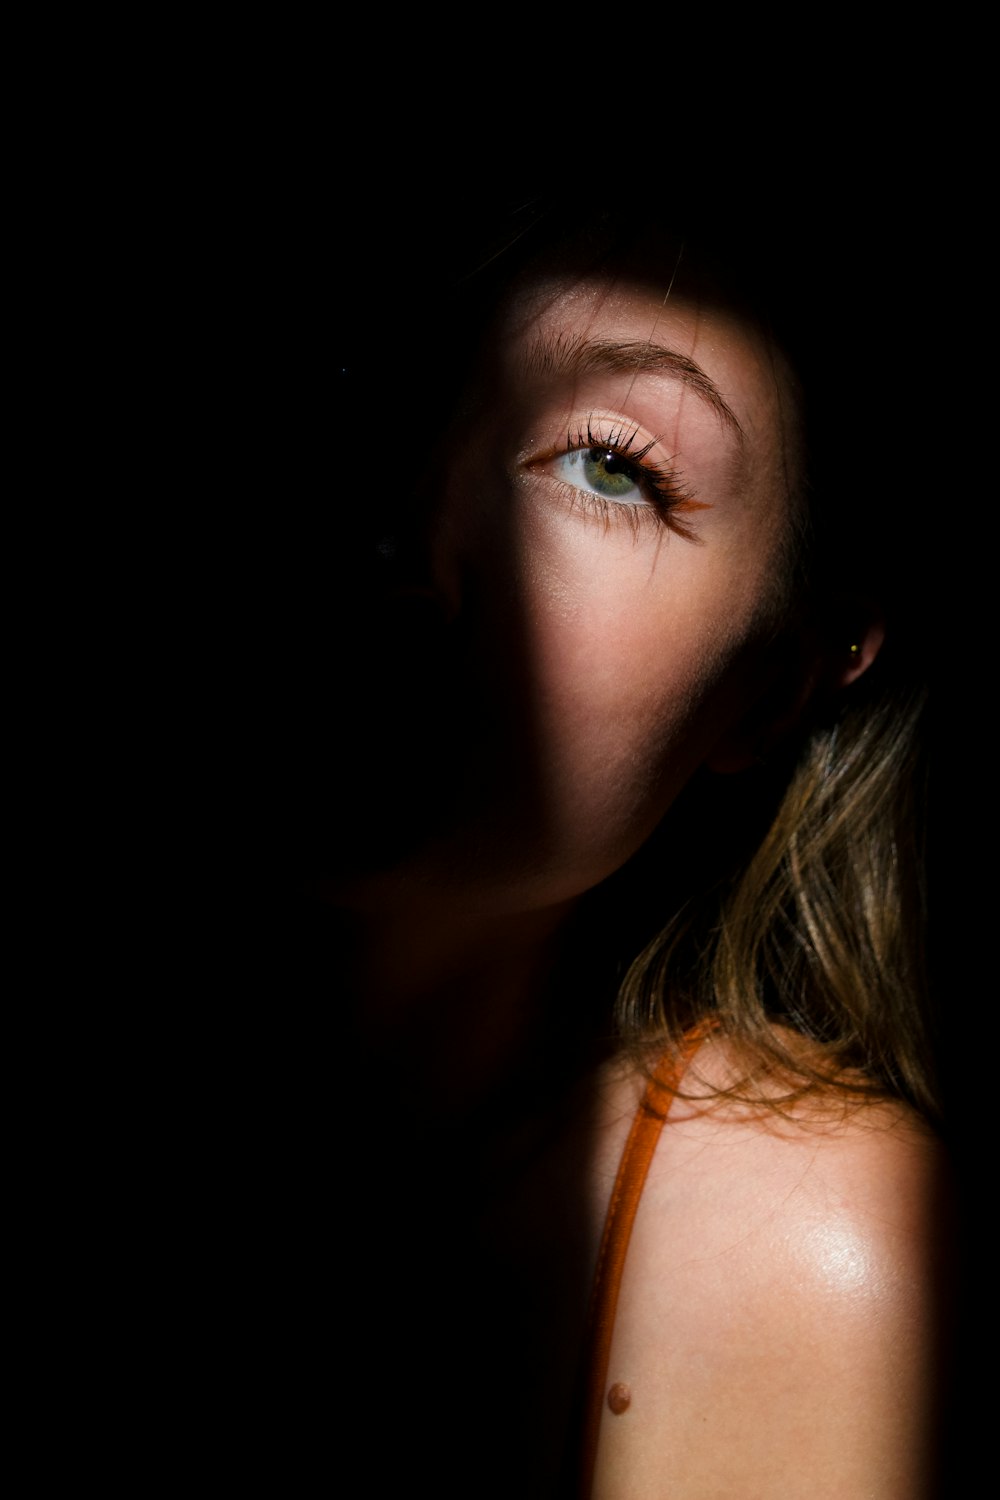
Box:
522, 331, 745, 442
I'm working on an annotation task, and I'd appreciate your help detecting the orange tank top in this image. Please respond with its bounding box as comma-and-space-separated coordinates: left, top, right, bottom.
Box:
577, 1031, 708, 1499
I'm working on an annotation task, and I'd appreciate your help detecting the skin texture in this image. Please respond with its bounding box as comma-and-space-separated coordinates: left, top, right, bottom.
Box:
586, 1045, 952, 1499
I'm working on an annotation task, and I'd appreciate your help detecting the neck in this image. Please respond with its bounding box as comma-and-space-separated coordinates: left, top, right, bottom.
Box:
327, 894, 584, 1122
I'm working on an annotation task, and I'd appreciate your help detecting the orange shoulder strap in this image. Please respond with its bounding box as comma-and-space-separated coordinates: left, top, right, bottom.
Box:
577, 1030, 708, 1499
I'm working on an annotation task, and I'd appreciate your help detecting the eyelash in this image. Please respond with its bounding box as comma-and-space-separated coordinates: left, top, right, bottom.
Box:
555, 419, 705, 541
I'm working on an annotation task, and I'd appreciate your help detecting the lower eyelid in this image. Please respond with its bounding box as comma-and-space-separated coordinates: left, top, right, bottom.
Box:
530, 470, 666, 539
524, 455, 709, 545
566, 487, 664, 538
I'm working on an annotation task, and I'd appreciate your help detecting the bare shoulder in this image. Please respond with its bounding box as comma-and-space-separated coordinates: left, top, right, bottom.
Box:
591, 1042, 955, 1499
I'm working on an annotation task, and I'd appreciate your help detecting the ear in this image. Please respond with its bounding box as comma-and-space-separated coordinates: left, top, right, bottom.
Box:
706, 611, 886, 775
828, 615, 886, 691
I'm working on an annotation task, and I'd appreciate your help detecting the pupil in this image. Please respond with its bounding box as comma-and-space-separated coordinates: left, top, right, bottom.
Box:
594, 447, 627, 476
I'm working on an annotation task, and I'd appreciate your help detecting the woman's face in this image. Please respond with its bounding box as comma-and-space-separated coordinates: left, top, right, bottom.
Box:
337, 243, 803, 915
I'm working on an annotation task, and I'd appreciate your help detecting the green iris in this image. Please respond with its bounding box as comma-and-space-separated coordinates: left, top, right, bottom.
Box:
582, 447, 640, 500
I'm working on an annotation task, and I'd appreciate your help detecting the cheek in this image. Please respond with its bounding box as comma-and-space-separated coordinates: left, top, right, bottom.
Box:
514, 504, 775, 875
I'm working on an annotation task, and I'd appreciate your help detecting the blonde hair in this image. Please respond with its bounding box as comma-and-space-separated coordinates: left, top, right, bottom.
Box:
616, 612, 938, 1124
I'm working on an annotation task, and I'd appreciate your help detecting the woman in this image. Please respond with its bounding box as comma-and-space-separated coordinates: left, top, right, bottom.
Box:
265, 185, 954, 1496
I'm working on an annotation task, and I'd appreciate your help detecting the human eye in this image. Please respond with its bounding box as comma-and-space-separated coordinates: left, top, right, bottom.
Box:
532, 419, 705, 540
552, 443, 652, 507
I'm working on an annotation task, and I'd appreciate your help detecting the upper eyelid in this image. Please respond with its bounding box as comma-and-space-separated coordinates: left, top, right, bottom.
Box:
566, 419, 657, 461
517, 414, 664, 467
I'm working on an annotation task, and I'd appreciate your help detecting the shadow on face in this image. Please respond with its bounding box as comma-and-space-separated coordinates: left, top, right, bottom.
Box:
288, 217, 809, 926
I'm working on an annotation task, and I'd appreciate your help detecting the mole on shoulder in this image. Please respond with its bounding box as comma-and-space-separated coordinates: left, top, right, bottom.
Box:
607, 1382, 631, 1415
